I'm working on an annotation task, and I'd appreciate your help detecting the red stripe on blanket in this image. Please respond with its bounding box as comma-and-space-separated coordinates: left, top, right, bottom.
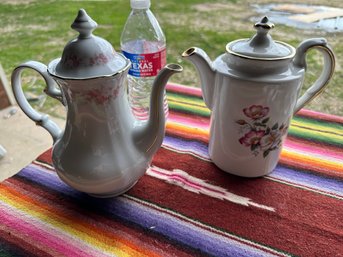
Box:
126, 147, 343, 257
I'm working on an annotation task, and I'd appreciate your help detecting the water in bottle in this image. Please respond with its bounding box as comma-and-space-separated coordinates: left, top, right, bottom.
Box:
120, 0, 168, 120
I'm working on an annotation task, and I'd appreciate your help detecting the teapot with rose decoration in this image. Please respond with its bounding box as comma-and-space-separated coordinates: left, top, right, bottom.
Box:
11, 9, 182, 197
182, 16, 335, 177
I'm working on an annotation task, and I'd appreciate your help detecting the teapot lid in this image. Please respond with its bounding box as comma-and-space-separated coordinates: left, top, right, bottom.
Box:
226, 17, 295, 60
49, 9, 129, 79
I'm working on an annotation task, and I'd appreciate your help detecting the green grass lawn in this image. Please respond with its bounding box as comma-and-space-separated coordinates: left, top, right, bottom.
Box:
0, 0, 342, 116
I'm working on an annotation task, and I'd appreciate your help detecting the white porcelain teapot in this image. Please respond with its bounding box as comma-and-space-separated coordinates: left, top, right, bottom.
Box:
11, 9, 182, 197
182, 16, 335, 177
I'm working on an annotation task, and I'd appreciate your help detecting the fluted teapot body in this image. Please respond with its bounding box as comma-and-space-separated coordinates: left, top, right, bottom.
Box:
11, 9, 182, 197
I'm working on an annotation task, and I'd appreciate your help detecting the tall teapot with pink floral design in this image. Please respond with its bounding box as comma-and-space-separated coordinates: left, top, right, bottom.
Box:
182, 17, 335, 177
11, 9, 182, 197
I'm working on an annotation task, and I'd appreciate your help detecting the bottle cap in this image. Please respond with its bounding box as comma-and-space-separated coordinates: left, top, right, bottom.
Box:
130, 0, 151, 9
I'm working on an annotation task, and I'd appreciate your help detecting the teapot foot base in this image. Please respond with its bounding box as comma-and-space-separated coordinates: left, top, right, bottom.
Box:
87, 180, 138, 198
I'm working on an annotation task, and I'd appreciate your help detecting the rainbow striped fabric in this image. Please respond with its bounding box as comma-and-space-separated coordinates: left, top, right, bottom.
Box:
0, 83, 342, 256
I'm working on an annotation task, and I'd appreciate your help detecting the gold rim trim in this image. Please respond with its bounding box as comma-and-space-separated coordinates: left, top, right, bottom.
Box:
294, 44, 336, 113
48, 53, 131, 81
182, 47, 196, 57
226, 39, 296, 61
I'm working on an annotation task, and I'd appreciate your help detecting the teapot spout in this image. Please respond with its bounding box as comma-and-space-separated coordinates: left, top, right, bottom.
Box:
182, 47, 215, 110
133, 64, 183, 157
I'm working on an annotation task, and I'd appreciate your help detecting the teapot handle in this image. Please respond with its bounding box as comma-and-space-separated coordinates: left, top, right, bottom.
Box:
11, 61, 63, 143
293, 38, 335, 114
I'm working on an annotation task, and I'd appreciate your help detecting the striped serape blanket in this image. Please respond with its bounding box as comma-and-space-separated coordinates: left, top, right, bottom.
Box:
0, 83, 342, 257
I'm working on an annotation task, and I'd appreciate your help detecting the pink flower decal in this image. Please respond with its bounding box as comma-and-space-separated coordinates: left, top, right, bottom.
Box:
239, 130, 265, 147
260, 131, 281, 150
243, 105, 269, 120
236, 105, 288, 157
77, 86, 120, 105
90, 53, 109, 66
63, 54, 81, 68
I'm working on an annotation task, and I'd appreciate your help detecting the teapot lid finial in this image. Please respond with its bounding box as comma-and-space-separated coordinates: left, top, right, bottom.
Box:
248, 16, 275, 49
71, 9, 97, 38
254, 16, 274, 31
226, 16, 295, 59
50, 9, 129, 79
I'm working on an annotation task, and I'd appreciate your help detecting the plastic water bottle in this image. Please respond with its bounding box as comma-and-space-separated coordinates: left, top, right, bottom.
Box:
120, 0, 167, 120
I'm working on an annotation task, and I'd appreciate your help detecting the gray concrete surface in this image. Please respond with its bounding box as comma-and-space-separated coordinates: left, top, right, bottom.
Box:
0, 106, 65, 181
